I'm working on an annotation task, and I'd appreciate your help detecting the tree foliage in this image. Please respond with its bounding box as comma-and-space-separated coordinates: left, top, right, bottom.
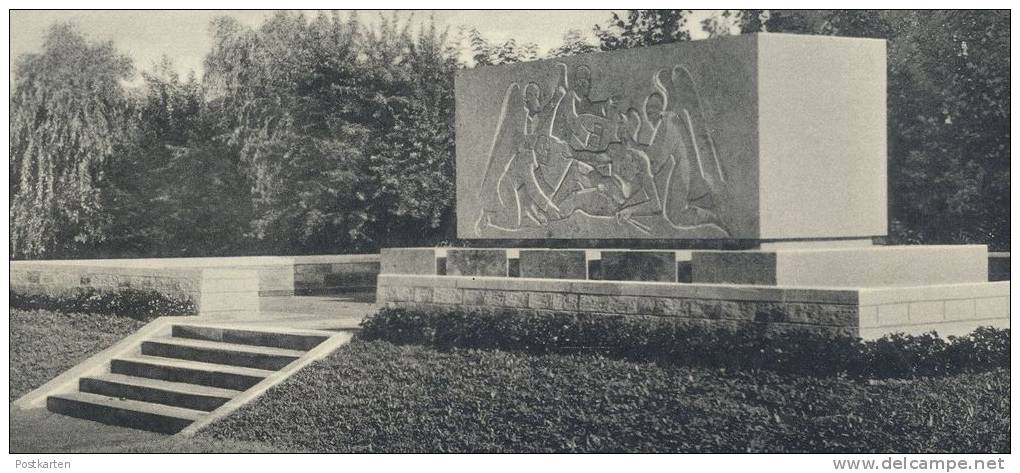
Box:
595, 10, 694, 51
547, 29, 599, 57
200, 11, 459, 253
465, 27, 539, 66
10, 24, 134, 258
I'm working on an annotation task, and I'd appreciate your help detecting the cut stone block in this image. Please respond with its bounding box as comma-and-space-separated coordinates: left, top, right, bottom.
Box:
519, 250, 587, 279
595, 251, 676, 282
380, 248, 437, 275
445, 249, 508, 277
692, 245, 988, 287
457, 33, 887, 241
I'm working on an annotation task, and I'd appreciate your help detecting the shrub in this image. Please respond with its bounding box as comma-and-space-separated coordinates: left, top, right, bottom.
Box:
10, 288, 197, 321
359, 307, 1009, 379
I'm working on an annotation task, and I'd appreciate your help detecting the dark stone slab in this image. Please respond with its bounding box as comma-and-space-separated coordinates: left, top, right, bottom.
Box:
677, 261, 693, 283
691, 251, 777, 285
519, 250, 587, 280
595, 251, 676, 282
446, 249, 508, 277
989, 253, 1010, 281
380, 248, 436, 275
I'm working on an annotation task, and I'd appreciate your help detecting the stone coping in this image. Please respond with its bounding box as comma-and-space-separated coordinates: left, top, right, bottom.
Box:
857, 281, 1010, 306
384, 247, 695, 260
378, 274, 861, 304
379, 274, 1010, 307
695, 244, 988, 255
292, 254, 380, 264
11, 254, 379, 269
10, 256, 294, 269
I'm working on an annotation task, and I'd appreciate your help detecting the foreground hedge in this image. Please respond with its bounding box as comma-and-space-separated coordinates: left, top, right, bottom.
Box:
360, 307, 1009, 378
203, 340, 1010, 453
11, 288, 196, 321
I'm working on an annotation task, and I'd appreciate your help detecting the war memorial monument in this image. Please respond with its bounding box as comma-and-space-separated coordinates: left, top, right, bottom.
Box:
377, 33, 1009, 339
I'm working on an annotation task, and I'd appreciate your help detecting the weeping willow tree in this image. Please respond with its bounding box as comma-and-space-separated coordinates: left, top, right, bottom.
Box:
10, 24, 133, 258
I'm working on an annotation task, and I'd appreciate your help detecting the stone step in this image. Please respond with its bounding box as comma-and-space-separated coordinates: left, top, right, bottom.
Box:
110, 355, 274, 391
171, 324, 331, 351
141, 336, 305, 370
79, 373, 240, 412
47, 391, 206, 434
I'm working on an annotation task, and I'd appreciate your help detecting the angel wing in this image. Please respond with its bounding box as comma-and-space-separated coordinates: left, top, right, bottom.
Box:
478, 83, 528, 199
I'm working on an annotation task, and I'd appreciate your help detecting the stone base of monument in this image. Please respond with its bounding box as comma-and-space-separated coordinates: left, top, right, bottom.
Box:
377, 246, 1009, 339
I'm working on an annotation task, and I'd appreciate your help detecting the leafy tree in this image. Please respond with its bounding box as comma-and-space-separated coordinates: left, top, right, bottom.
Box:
465, 27, 539, 66
202, 12, 460, 253
10, 24, 134, 258
368, 19, 460, 246
595, 10, 693, 51
101, 57, 255, 257
700, 11, 737, 38
548, 29, 599, 57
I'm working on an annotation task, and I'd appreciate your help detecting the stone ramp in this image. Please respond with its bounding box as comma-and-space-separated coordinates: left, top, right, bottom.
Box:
17, 319, 355, 436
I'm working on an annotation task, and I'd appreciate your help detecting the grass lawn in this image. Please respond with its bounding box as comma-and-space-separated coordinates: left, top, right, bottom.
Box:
9, 309, 147, 401
200, 339, 1011, 453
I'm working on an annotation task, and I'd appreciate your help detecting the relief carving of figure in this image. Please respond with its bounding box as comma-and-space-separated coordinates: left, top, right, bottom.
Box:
475, 61, 728, 237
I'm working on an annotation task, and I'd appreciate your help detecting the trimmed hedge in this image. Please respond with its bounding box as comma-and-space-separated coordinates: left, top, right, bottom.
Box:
203, 340, 1011, 453
11, 288, 197, 321
359, 307, 1009, 379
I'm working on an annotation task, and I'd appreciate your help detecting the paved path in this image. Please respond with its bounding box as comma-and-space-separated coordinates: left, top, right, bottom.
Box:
10, 407, 166, 453
256, 291, 378, 330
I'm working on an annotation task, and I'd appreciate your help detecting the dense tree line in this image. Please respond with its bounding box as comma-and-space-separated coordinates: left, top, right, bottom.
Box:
9, 10, 1009, 259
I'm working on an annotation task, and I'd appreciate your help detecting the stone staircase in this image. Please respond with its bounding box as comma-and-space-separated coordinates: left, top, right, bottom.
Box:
45, 323, 345, 434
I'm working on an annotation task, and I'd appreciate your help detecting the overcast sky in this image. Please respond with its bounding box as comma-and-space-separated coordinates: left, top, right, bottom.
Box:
10, 10, 718, 82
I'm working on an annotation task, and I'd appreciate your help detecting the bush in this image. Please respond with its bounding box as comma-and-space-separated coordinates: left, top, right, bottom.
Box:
202, 340, 1010, 453
10, 288, 197, 321
359, 307, 1010, 379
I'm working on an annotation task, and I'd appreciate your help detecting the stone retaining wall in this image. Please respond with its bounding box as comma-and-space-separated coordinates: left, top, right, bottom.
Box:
378, 274, 862, 337
377, 274, 1010, 339
10, 254, 380, 317
10, 262, 260, 318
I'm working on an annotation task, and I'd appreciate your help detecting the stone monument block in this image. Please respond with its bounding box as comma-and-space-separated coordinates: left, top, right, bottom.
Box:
456, 33, 886, 241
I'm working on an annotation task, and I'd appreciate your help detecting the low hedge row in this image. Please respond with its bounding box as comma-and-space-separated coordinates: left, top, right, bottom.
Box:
359, 307, 1009, 379
10, 288, 197, 321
